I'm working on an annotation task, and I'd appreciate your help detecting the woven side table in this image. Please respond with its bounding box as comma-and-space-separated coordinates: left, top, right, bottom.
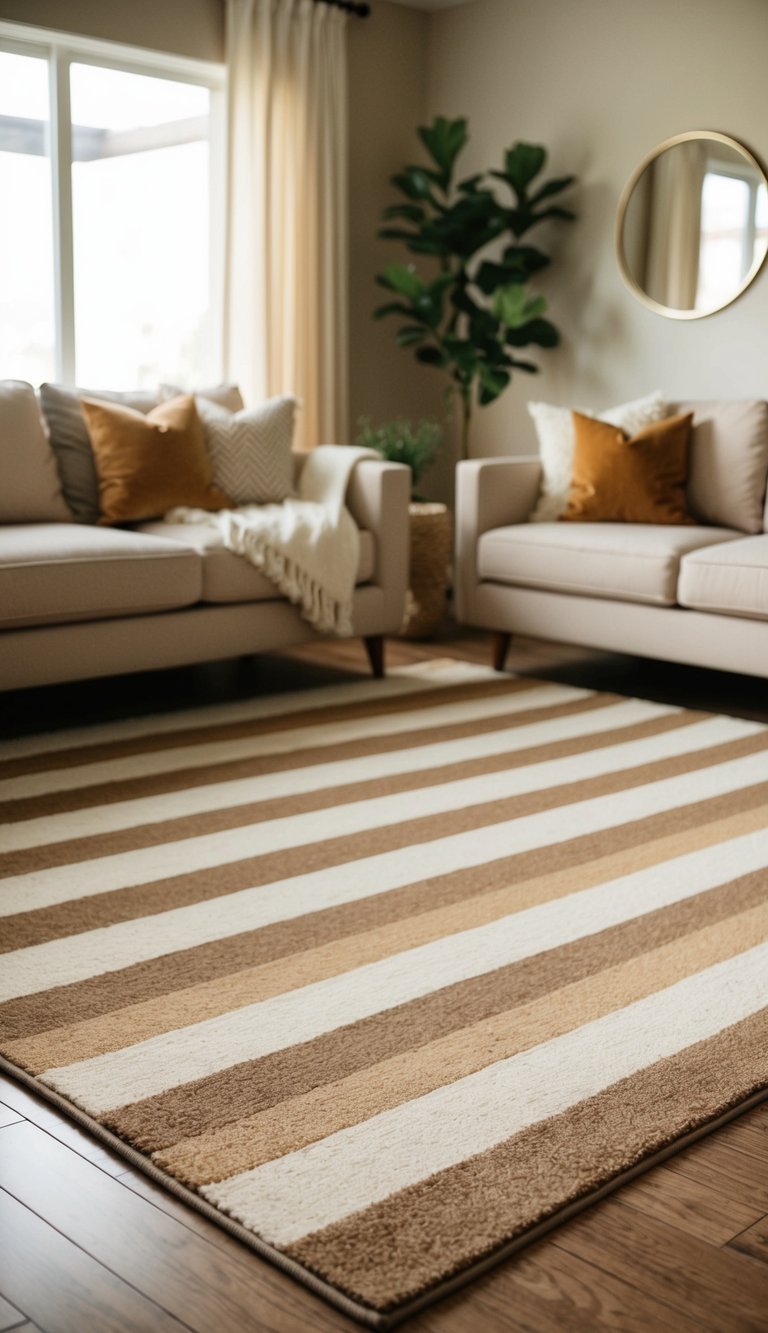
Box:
399, 501, 452, 639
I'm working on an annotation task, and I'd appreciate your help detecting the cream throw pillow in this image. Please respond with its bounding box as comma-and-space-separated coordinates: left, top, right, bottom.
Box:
528, 391, 667, 522
0, 380, 71, 522
198, 395, 298, 505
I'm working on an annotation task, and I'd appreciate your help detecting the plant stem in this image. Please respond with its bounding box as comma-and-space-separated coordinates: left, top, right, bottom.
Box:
460, 389, 472, 461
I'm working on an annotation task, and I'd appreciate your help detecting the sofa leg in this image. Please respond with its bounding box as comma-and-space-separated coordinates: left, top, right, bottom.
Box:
492, 631, 511, 672
364, 634, 385, 678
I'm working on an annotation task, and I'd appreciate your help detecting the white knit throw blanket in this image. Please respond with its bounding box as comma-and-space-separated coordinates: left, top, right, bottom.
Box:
166, 445, 376, 637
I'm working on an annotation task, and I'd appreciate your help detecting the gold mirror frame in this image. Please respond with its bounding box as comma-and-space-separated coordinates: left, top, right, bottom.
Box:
615, 130, 768, 320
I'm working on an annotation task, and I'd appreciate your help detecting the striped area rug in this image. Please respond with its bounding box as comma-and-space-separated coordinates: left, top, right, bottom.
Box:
1, 660, 767, 1327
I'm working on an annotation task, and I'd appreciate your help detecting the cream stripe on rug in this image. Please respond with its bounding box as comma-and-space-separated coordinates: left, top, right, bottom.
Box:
1, 663, 765, 1329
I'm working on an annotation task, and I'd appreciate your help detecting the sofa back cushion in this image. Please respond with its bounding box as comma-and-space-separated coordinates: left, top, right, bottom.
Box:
41, 382, 162, 523
0, 380, 71, 522
673, 399, 768, 534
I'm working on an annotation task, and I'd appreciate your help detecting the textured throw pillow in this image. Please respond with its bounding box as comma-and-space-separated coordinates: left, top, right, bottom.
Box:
82, 394, 231, 524
561, 411, 695, 524
0, 380, 71, 522
41, 383, 162, 524
674, 399, 768, 534
161, 382, 245, 414
529, 390, 667, 522
197, 395, 298, 505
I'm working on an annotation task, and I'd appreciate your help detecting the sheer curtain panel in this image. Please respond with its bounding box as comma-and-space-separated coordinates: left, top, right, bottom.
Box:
224, 0, 349, 448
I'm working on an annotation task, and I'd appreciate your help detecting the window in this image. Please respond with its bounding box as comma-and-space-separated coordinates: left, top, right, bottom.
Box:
696, 161, 768, 312
0, 23, 225, 389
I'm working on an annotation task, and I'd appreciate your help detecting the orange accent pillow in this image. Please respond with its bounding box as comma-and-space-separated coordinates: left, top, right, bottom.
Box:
81, 394, 230, 524
561, 410, 696, 524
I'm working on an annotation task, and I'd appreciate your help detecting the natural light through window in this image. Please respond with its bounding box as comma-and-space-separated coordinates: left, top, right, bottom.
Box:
696, 168, 768, 311
0, 29, 223, 390
70, 65, 212, 389
0, 50, 56, 384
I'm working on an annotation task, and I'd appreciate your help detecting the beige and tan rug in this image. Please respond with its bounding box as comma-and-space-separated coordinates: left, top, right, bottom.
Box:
0, 661, 767, 1327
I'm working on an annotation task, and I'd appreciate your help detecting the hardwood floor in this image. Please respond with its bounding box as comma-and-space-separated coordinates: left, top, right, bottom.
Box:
1, 628, 767, 1332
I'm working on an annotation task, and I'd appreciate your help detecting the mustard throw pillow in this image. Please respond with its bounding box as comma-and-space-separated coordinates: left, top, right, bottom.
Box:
561, 410, 695, 524
82, 394, 230, 524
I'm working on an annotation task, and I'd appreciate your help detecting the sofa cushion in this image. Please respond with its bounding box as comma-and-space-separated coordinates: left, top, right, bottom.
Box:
198, 395, 298, 505
678, 535, 768, 622
0, 380, 71, 523
674, 399, 768, 534
82, 395, 230, 523
477, 522, 740, 606
0, 525, 202, 629
40, 383, 163, 524
563, 411, 695, 525
140, 521, 375, 603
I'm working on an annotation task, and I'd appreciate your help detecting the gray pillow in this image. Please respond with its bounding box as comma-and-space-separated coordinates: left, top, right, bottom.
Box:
0, 380, 72, 522
40, 383, 161, 523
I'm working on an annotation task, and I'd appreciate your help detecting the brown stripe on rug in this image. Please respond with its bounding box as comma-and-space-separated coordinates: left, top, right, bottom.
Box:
101, 863, 767, 1152
1, 663, 766, 1329
0, 674, 533, 780
2, 799, 764, 1043
283, 1010, 768, 1313
0, 691, 612, 824
0, 709, 700, 876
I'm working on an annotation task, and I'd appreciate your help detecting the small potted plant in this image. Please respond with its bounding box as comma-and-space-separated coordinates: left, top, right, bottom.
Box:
356, 416, 451, 638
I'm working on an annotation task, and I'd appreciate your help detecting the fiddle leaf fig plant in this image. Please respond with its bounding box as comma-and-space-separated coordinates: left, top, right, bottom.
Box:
374, 117, 576, 459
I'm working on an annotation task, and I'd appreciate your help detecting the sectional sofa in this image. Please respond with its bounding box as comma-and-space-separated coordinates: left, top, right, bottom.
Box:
455, 400, 768, 680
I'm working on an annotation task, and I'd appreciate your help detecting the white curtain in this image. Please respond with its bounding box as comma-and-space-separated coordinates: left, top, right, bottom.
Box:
645, 142, 706, 311
224, 0, 349, 448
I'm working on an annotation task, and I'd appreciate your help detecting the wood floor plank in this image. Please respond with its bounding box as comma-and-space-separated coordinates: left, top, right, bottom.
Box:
664, 1137, 768, 1212
716, 1115, 768, 1160
0, 1122, 358, 1333
0, 1075, 125, 1175
0, 1188, 187, 1333
413, 1239, 703, 1333
0, 1294, 27, 1332
729, 1214, 768, 1267
552, 1197, 768, 1331
616, 1161, 763, 1245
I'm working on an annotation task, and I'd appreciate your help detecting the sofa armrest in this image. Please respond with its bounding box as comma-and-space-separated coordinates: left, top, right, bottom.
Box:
454, 456, 542, 624
346, 459, 410, 630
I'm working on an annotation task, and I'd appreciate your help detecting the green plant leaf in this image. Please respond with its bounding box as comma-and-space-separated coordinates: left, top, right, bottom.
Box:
477, 363, 511, 404
493, 283, 548, 329
474, 249, 550, 293
378, 263, 425, 301
381, 203, 427, 223
395, 325, 428, 347
373, 299, 424, 321
528, 175, 576, 206
508, 358, 539, 373
417, 116, 468, 189
504, 143, 546, 194
458, 173, 484, 194
391, 168, 438, 202
504, 316, 560, 348
378, 227, 421, 244
532, 204, 577, 224
415, 346, 447, 366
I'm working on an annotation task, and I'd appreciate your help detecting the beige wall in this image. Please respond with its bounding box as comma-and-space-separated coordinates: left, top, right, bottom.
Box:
348, 0, 446, 480
426, 0, 768, 460
0, 0, 224, 61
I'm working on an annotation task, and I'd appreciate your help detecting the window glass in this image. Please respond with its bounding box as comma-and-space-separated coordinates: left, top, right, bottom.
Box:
70, 63, 212, 389
0, 50, 56, 383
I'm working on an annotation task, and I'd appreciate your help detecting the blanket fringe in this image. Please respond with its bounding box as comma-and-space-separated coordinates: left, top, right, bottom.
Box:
235, 529, 354, 637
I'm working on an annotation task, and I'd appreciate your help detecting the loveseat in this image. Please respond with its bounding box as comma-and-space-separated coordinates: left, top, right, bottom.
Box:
455, 400, 768, 680
0, 382, 410, 691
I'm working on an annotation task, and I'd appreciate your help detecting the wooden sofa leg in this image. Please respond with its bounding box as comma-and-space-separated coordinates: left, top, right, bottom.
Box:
364, 634, 385, 678
492, 631, 511, 672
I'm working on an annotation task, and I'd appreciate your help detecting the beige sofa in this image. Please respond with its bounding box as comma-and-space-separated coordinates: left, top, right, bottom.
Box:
0, 455, 410, 691
455, 400, 768, 680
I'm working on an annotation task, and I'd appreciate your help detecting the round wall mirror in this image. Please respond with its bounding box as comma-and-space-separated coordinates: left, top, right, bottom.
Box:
616, 130, 768, 319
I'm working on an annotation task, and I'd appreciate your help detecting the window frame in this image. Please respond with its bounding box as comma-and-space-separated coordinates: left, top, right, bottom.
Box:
0, 20, 226, 384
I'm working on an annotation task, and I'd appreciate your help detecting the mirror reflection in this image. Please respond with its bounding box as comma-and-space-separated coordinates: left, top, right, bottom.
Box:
618, 133, 768, 318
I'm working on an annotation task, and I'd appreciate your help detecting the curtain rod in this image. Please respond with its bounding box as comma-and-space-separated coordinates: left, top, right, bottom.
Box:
313, 0, 371, 17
